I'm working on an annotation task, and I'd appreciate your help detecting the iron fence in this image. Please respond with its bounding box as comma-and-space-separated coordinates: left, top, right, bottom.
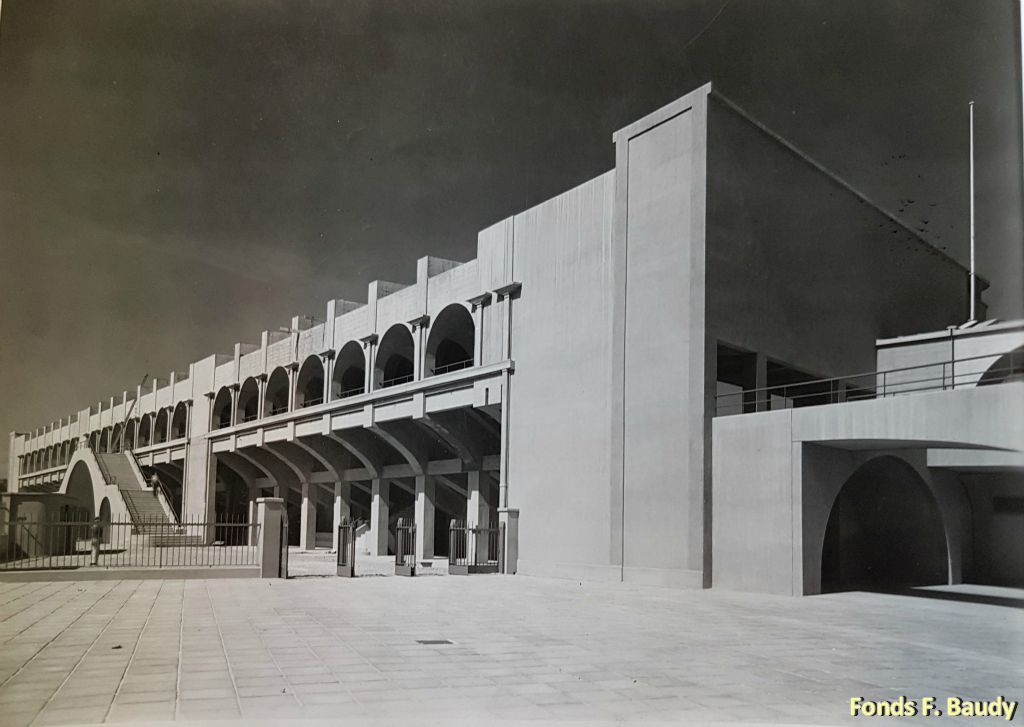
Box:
715, 351, 1023, 417
395, 518, 416, 576
382, 374, 415, 388
0, 514, 260, 571
448, 520, 502, 575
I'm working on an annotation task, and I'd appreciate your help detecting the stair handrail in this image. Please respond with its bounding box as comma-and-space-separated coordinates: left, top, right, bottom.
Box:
125, 449, 179, 525
93, 450, 117, 486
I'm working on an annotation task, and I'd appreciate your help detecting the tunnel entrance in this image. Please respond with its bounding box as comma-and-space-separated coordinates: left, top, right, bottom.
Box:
821, 456, 948, 593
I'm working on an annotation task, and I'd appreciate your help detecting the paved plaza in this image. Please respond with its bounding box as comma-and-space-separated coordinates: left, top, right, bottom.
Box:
0, 566, 1020, 726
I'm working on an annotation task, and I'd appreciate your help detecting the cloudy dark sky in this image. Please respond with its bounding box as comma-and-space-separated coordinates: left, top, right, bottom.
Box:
1, 0, 1021, 473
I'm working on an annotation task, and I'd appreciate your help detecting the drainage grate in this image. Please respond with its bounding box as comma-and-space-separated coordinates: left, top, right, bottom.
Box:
416, 639, 453, 645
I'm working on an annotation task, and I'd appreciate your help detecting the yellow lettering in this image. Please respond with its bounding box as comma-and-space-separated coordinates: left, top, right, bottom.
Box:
948, 698, 962, 717
850, 698, 863, 716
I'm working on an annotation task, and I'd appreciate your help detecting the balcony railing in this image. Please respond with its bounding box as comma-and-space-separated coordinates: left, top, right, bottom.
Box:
431, 359, 474, 376
715, 351, 1022, 417
381, 373, 414, 388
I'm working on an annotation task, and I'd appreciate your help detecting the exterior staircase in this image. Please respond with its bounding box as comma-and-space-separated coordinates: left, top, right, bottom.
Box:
94, 452, 178, 533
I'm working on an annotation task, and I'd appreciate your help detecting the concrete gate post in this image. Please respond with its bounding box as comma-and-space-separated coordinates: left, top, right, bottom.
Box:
369, 478, 389, 556
256, 497, 286, 578
498, 507, 519, 574
415, 474, 436, 562
299, 482, 316, 551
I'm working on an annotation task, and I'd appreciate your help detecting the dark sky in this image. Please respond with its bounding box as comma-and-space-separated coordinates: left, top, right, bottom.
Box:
1, 0, 1021, 473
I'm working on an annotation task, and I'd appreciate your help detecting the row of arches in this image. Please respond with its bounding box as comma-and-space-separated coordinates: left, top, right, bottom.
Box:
20, 439, 78, 474
20, 305, 478, 467
210, 304, 476, 430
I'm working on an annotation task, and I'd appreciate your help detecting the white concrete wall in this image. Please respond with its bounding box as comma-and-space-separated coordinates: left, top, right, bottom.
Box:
508, 171, 617, 581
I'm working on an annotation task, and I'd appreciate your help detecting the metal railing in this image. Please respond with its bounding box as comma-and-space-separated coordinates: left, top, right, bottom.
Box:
394, 518, 416, 576
381, 374, 415, 388
448, 520, 502, 575
337, 386, 364, 399
94, 453, 117, 486
0, 514, 260, 570
301, 396, 324, 408
431, 359, 474, 376
715, 351, 1023, 417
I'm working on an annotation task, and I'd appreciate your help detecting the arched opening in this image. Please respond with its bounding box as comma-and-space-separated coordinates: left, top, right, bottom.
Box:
171, 402, 189, 439
154, 409, 169, 444
111, 423, 123, 453
236, 378, 260, 422
295, 355, 325, 408
821, 456, 948, 593
977, 345, 1024, 386
98, 497, 112, 544
375, 324, 415, 388
211, 388, 233, 430
99, 428, 111, 454
124, 419, 137, 450
65, 461, 96, 515
89, 432, 100, 452
264, 367, 290, 416
137, 417, 151, 448
426, 304, 475, 376
69, 439, 77, 459
332, 341, 366, 399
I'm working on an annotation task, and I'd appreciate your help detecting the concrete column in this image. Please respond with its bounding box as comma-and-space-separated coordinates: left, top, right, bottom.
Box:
230, 388, 239, 427
332, 481, 352, 551
413, 322, 426, 380
471, 299, 486, 364
498, 507, 519, 575
299, 482, 316, 550
248, 488, 259, 546
323, 353, 334, 403
369, 478, 389, 555
257, 378, 266, 419
364, 342, 376, 393
467, 471, 491, 562
287, 368, 297, 412
415, 474, 436, 562
256, 497, 286, 578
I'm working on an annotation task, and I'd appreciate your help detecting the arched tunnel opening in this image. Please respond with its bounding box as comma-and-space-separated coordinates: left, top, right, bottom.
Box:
821, 456, 949, 594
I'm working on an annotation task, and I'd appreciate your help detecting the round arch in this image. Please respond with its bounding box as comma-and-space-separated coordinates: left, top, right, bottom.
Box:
89, 432, 100, 452
375, 324, 415, 388
426, 304, 475, 376
265, 367, 290, 416
236, 378, 260, 422
295, 355, 325, 408
820, 456, 948, 593
111, 423, 123, 453
211, 388, 233, 430
65, 461, 97, 514
137, 416, 151, 447
124, 419, 137, 450
154, 409, 169, 444
332, 341, 366, 399
99, 428, 111, 454
171, 402, 189, 439
977, 344, 1024, 386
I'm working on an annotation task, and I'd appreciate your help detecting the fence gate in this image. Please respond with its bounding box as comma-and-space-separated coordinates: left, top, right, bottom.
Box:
394, 518, 416, 576
336, 519, 356, 577
448, 520, 503, 575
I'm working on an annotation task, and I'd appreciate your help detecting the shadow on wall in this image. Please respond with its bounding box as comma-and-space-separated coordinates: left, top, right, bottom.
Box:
821, 456, 948, 594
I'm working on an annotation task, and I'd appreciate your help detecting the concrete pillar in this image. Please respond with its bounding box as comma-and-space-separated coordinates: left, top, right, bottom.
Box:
248, 488, 259, 546
415, 474, 436, 562
256, 497, 286, 578
364, 341, 376, 393
287, 367, 297, 412
467, 471, 491, 561
299, 482, 316, 551
369, 478, 389, 555
323, 353, 334, 403
332, 481, 352, 551
413, 322, 426, 380
257, 378, 266, 419
498, 507, 519, 575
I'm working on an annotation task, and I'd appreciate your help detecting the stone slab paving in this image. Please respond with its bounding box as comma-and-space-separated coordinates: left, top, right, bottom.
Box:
0, 574, 1020, 726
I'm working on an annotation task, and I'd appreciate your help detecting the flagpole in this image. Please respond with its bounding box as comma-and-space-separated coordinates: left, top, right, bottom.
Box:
969, 101, 976, 323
